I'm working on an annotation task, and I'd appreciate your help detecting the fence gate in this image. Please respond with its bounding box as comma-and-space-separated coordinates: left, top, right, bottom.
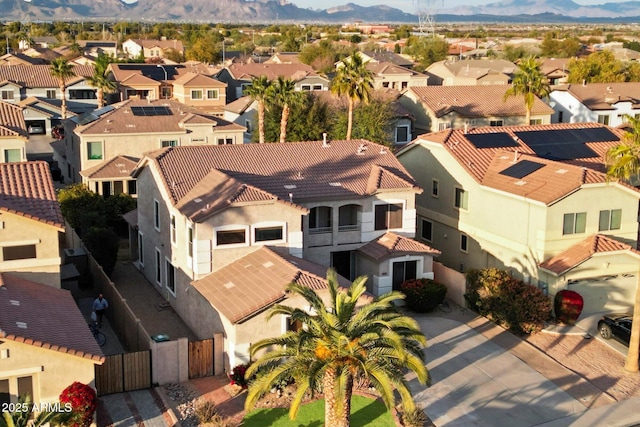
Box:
95, 350, 152, 396
188, 339, 214, 379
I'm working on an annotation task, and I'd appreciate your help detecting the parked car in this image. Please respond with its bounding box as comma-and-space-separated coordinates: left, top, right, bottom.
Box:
28, 124, 44, 134
598, 313, 632, 345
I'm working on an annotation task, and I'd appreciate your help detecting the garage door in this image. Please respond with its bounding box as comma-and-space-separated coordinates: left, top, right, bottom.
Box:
567, 274, 635, 315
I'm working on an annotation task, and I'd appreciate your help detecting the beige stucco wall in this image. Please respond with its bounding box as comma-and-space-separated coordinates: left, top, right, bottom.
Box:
0, 211, 62, 288
0, 340, 97, 404
0, 138, 27, 163
173, 83, 227, 109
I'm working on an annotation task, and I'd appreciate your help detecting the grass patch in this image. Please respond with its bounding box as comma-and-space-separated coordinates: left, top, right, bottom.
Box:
243, 394, 395, 426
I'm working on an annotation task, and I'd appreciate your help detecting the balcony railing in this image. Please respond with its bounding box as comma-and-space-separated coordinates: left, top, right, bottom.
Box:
309, 226, 332, 234
338, 224, 360, 232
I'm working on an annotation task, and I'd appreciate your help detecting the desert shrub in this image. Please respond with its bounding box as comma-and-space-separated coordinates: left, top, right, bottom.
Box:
400, 278, 447, 313
402, 406, 428, 427
465, 268, 552, 334
203, 413, 236, 427
554, 289, 584, 324
229, 363, 251, 389
58, 382, 97, 427
195, 400, 218, 424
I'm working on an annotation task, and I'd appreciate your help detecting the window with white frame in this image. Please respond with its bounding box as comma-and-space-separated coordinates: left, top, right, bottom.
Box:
395, 125, 410, 144
374, 203, 403, 230
165, 259, 176, 294
529, 118, 542, 125
421, 219, 433, 242
87, 141, 103, 160
254, 225, 284, 243
431, 179, 439, 197
154, 199, 160, 231
489, 120, 503, 127
309, 206, 332, 233
562, 212, 586, 235
599, 209, 621, 231
285, 315, 303, 332
155, 248, 162, 285
301, 85, 311, 91
454, 188, 468, 210
597, 114, 610, 125
206, 89, 219, 99
338, 204, 361, 231
2, 244, 36, 261
392, 260, 417, 290
312, 84, 323, 90
4, 149, 21, 163
191, 90, 203, 100
170, 215, 176, 244
460, 233, 468, 252
187, 225, 194, 259
215, 226, 248, 246
438, 122, 451, 131
46, 89, 56, 99
162, 140, 178, 147
1, 90, 14, 100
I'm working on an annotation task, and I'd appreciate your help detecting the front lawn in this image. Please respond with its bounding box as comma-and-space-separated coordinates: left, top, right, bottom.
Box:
242, 394, 396, 426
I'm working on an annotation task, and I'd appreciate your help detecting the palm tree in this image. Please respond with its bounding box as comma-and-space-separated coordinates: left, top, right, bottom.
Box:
503, 56, 550, 125
245, 76, 272, 144
331, 52, 374, 140
245, 269, 429, 427
50, 58, 75, 119
0, 394, 67, 427
606, 114, 640, 372
87, 61, 117, 109
270, 76, 300, 143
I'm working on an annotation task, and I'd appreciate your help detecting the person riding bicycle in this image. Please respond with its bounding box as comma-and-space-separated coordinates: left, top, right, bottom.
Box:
92, 294, 108, 328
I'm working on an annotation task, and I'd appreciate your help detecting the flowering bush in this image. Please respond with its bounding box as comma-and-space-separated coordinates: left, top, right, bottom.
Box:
554, 289, 584, 324
400, 278, 447, 313
228, 363, 251, 389
59, 382, 97, 427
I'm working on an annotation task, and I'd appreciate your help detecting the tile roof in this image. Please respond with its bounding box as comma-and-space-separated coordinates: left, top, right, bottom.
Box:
366, 61, 427, 77
408, 85, 554, 118
362, 50, 414, 67
0, 274, 104, 363
142, 140, 421, 209
128, 38, 184, 51
265, 52, 302, 64
80, 155, 139, 179
224, 96, 255, 114
539, 234, 640, 275
226, 63, 322, 81
191, 246, 353, 324
0, 100, 28, 138
0, 64, 93, 88
445, 59, 518, 76
73, 98, 244, 135
19, 96, 69, 118
557, 82, 640, 110
172, 72, 226, 87
357, 231, 441, 262
408, 123, 635, 204
0, 161, 64, 229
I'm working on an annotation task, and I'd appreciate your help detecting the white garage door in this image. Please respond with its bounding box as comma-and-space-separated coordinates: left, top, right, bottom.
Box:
567, 274, 635, 315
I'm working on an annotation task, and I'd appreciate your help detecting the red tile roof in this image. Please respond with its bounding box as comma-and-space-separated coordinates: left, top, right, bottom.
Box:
0, 274, 104, 363
192, 247, 353, 324
0, 161, 64, 229
0, 100, 28, 138
79, 155, 139, 179
0, 64, 93, 88
226, 63, 322, 82
556, 82, 640, 110
358, 231, 441, 262
173, 72, 226, 88
142, 140, 421, 210
539, 234, 640, 275
409, 85, 554, 118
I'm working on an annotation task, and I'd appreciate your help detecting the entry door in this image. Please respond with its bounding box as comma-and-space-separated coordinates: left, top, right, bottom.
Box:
392, 260, 417, 291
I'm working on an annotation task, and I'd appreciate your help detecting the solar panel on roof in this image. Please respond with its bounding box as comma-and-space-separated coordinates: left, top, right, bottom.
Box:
467, 132, 520, 149
76, 112, 99, 126
499, 160, 545, 179
130, 106, 172, 116
514, 129, 604, 161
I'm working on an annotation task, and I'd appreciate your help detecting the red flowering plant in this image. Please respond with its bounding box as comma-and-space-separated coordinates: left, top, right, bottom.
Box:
228, 363, 251, 389
59, 382, 98, 427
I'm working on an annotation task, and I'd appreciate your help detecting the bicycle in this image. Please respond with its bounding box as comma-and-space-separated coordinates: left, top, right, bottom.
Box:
89, 322, 106, 347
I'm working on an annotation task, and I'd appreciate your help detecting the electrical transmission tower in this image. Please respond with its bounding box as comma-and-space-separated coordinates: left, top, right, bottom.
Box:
414, 0, 439, 38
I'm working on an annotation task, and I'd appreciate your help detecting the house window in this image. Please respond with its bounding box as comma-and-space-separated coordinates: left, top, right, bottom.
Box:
0, 379, 9, 407
421, 219, 433, 242
255, 226, 283, 242
286, 316, 303, 332
187, 225, 193, 258
245, 120, 252, 132
128, 180, 137, 195
489, 120, 503, 127
597, 114, 610, 125
191, 90, 203, 100
154, 199, 160, 231
338, 204, 360, 231
161, 86, 172, 99
4, 149, 21, 163
438, 122, 451, 131
165, 259, 175, 294
155, 248, 162, 285
170, 215, 176, 244
431, 179, 439, 197
46, 89, 56, 98
374, 203, 403, 230
392, 260, 417, 290
206, 89, 219, 99
138, 231, 144, 266
216, 229, 246, 245
529, 118, 542, 125
2, 244, 36, 261
87, 142, 103, 160
309, 206, 332, 233
599, 209, 622, 231
162, 140, 178, 147
563, 212, 587, 235
454, 188, 468, 209
301, 85, 311, 91
395, 125, 409, 143
460, 234, 468, 252
313, 84, 323, 90
217, 138, 233, 145
1, 90, 14, 100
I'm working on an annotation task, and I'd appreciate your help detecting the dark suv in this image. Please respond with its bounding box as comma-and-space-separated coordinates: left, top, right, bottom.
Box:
598, 313, 632, 345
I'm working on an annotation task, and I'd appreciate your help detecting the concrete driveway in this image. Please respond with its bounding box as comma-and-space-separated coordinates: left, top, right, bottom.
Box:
409, 317, 587, 427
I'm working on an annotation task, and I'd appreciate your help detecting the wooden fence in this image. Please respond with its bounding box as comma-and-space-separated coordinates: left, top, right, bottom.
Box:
188, 339, 214, 379
95, 350, 152, 396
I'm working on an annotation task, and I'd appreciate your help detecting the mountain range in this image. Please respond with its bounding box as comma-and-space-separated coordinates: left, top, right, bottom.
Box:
4, 0, 640, 22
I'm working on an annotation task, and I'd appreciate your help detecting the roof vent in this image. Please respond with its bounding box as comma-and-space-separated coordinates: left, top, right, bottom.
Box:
379, 147, 387, 154
284, 184, 297, 189
263, 261, 274, 268
16, 322, 27, 329
356, 144, 368, 155
124, 109, 130, 113
322, 132, 330, 147
194, 198, 202, 203
556, 168, 568, 174
329, 182, 342, 187
514, 180, 527, 186
223, 282, 235, 289
9, 300, 19, 306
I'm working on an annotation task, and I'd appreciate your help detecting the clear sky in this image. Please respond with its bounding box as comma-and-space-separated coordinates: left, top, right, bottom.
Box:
290, 0, 623, 10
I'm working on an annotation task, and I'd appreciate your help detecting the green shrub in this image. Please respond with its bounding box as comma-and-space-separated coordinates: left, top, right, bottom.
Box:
402, 406, 428, 427
465, 268, 551, 334
400, 278, 447, 313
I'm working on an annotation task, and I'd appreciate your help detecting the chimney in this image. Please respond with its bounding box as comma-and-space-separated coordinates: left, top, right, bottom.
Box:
513, 149, 519, 163
322, 133, 329, 147
464, 123, 468, 134
582, 79, 586, 87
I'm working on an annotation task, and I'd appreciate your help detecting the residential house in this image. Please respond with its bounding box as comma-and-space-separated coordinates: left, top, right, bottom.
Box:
223, 96, 256, 143
397, 122, 640, 315
0, 101, 28, 163
549, 82, 640, 126
0, 65, 97, 114
18, 36, 58, 51
540, 58, 570, 85
265, 52, 302, 64
360, 50, 414, 69
53, 98, 245, 191
425, 59, 517, 86
131, 140, 439, 366
0, 273, 103, 406
76, 40, 118, 58
216, 63, 330, 102
400, 85, 554, 134
20, 47, 62, 64
0, 161, 65, 287
0, 53, 45, 67
366, 62, 428, 91
122, 38, 185, 60
19, 97, 71, 140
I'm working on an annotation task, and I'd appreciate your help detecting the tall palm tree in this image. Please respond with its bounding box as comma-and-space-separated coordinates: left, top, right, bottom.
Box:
245, 76, 272, 144
245, 269, 429, 427
606, 114, 640, 372
503, 56, 550, 125
50, 58, 75, 119
331, 52, 374, 140
87, 56, 117, 109
270, 76, 300, 143
0, 394, 67, 427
